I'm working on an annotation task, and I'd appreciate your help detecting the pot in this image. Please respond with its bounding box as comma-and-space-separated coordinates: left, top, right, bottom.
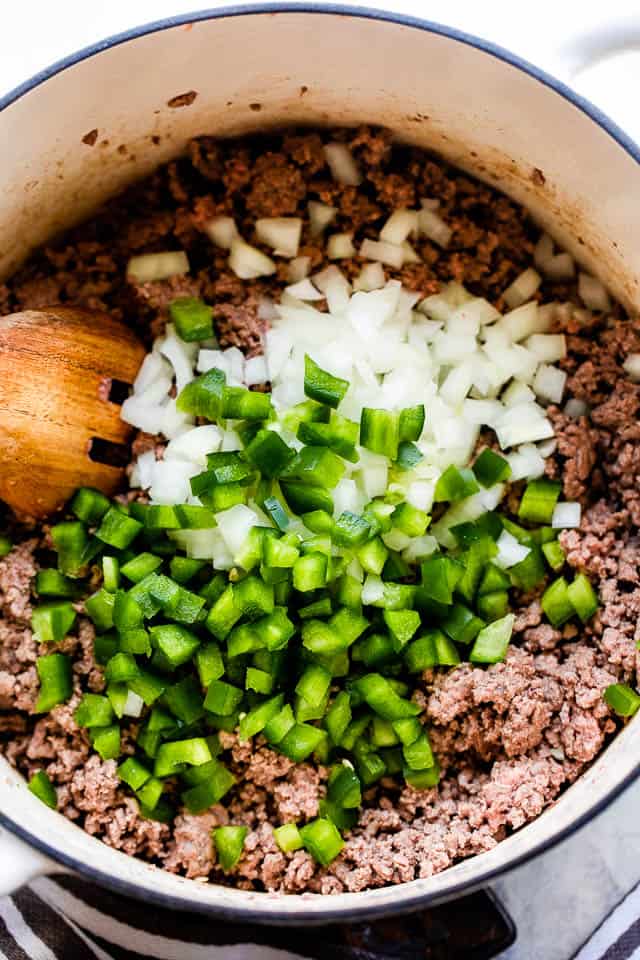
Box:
1, 0, 639, 944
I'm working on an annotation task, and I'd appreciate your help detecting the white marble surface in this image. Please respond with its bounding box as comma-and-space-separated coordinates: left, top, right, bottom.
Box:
3, 3, 640, 959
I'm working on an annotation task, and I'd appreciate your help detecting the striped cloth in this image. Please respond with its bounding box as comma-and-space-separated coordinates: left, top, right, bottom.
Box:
0, 876, 515, 959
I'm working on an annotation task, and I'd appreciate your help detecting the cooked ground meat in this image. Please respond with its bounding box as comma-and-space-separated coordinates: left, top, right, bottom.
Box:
1, 126, 637, 894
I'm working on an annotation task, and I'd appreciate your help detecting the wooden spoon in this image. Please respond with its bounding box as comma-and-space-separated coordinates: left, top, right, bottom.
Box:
0, 307, 146, 518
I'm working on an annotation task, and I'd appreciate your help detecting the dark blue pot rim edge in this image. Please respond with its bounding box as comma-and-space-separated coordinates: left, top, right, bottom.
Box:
1, 1, 639, 924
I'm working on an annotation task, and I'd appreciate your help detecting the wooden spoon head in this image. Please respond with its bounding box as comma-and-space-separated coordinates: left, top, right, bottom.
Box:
0, 307, 146, 518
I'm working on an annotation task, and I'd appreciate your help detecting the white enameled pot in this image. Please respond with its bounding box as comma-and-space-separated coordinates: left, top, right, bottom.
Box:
1, 3, 640, 926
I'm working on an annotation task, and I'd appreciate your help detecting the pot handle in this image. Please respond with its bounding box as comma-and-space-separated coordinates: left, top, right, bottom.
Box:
550, 14, 640, 80
0, 825, 65, 896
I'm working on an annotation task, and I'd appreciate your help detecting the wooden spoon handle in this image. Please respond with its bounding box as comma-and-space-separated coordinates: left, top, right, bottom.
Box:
0, 307, 146, 518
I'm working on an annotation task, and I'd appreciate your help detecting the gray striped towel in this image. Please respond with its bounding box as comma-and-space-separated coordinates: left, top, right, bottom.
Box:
0, 875, 516, 959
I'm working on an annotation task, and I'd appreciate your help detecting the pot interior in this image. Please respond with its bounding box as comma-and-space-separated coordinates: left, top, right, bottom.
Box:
1, 7, 639, 919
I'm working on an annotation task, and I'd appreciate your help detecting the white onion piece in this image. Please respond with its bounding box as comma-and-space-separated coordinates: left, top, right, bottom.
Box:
494, 403, 554, 448
162, 399, 194, 439
360, 238, 405, 269
204, 216, 238, 249
552, 502, 581, 529
382, 529, 411, 551
327, 232, 356, 259
502, 380, 535, 406
418, 207, 452, 248
347, 286, 400, 337
159, 334, 194, 393
503, 267, 541, 309
149, 458, 197, 504
500, 301, 546, 342
333, 478, 366, 517
439, 361, 474, 406
380, 209, 418, 244
229, 238, 276, 279
244, 355, 269, 386
170, 528, 217, 561
283, 278, 324, 302
120, 396, 166, 434
545, 253, 575, 280
131, 449, 156, 489
323, 142, 362, 186
287, 256, 311, 283
308, 200, 337, 237
313, 265, 351, 314
420, 197, 440, 211
461, 398, 503, 426
123, 691, 145, 718
357, 452, 389, 499
346, 556, 364, 583
624, 354, 640, 382
134, 352, 172, 394
257, 297, 279, 323
197, 349, 230, 377
506, 443, 546, 481
495, 530, 531, 569
221, 429, 242, 451
216, 504, 262, 559
525, 333, 566, 364
578, 272, 611, 312
255, 217, 302, 258
564, 397, 588, 419
164, 424, 222, 465
135, 375, 172, 406
362, 574, 384, 605
533, 364, 567, 404
537, 438, 557, 457
402, 535, 438, 563
126, 251, 189, 283
353, 262, 386, 292
454, 298, 500, 328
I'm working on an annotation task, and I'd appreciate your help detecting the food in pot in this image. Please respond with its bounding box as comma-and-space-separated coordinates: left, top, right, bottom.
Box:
1, 127, 638, 893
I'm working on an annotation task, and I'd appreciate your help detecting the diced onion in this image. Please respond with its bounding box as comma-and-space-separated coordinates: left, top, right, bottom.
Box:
624, 354, 640, 382
418, 207, 452, 248
534, 234, 575, 279
133, 449, 157, 489
495, 530, 531, 569
255, 218, 302, 258
308, 200, 337, 237
159, 333, 194, 393
564, 397, 589, 419
503, 267, 541, 309
164, 424, 222, 465
533, 364, 567, 404
120, 395, 166, 434
353, 262, 386, 292
402, 535, 438, 562
285, 278, 325, 302
507, 443, 545, 481
216, 503, 263, 559
360, 238, 405, 269
327, 232, 356, 259
123, 691, 145, 718
525, 333, 566, 364
229, 238, 276, 279
382, 529, 412, 551
499, 301, 547, 342
578, 272, 611, 312
494, 403, 554, 448
204, 216, 239, 249
406, 480, 434, 512
362, 574, 384, 605
380, 209, 418, 245
134, 352, 172, 394
149, 458, 197, 504
502, 380, 535, 406
126, 251, 190, 283
244, 355, 269, 386
313, 265, 351, 314
323, 142, 362, 186
287, 256, 311, 282
552, 502, 582, 529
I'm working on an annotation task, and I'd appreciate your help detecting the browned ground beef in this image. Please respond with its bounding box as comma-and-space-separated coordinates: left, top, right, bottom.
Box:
0, 126, 637, 893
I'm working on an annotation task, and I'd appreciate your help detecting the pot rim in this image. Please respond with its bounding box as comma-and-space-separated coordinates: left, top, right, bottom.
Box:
1, 2, 639, 923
